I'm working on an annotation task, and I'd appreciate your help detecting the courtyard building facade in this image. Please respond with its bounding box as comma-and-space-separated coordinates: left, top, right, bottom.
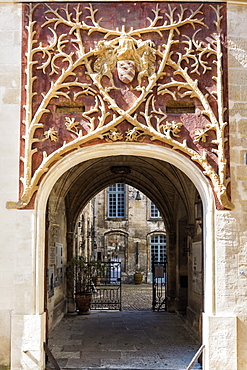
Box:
76, 185, 166, 283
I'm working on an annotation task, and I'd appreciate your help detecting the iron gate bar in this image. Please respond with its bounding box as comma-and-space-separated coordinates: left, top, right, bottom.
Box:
152, 255, 167, 311
91, 260, 122, 311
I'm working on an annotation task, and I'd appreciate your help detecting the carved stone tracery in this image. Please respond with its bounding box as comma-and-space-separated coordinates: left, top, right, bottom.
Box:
7, 2, 233, 210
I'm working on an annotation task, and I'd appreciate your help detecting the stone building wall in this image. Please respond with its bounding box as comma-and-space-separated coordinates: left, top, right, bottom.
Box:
0, 1, 247, 369
0, 2, 27, 368
220, 3, 247, 368
81, 185, 166, 282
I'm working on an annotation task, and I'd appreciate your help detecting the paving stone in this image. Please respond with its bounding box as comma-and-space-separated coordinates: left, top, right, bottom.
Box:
101, 357, 146, 369
46, 285, 202, 370
56, 352, 81, 359
66, 357, 101, 368
63, 345, 85, 352
101, 343, 136, 351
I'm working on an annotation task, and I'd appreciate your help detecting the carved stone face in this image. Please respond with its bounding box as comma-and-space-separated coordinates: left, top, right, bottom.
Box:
117, 60, 135, 84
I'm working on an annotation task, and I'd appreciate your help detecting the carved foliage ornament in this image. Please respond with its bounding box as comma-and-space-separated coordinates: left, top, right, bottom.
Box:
6, 2, 233, 210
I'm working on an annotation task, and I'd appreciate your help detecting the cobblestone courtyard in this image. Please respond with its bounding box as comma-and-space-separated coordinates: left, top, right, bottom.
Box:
121, 283, 153, 311
47, 284, 201, 370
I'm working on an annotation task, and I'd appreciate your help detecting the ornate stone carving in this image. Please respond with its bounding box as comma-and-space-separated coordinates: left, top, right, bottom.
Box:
126, 128, 145, 142
65, 117, 81, 136
6, 3, 233, 210
43, 127, 58, 142
100, 128, 123, 143
117, 61, 135, 84
160, 121, 182, 139
93, 35, 156, 89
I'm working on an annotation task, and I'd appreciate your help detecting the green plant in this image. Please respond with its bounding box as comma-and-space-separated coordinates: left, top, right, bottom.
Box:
67, 257, 103, 293
135, 268, 144, 274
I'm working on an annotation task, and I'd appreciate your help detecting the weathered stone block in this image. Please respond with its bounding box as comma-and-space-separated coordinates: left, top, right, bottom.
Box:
228, 83, 242, 101
237, 201, 247, 212
11, 314, 46, 370
228, 69, 247, 87
236, 166, 247, 180
0, 311, 10, 369
237, 316, 247, 369
203, 314, 237, 370
230, 103, 247, 118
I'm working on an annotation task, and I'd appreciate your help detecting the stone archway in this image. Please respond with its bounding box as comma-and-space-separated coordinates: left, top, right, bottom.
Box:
32, 143, 215, 368
8, 3, 233, 368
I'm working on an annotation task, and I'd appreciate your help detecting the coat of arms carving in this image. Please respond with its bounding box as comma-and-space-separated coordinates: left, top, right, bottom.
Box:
93, 36, 156, 89
117, 60, 135, 84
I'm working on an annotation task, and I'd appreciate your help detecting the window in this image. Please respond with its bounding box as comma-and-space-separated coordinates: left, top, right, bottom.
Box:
151, 234, 166, 263
150, 201, 161, 218
108, 183, 126, 218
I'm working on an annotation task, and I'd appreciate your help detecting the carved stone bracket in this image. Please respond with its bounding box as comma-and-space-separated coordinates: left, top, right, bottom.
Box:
6, 2, 233, 210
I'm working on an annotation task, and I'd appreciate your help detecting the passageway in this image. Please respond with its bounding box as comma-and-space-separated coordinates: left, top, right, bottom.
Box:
47, 284, 201, 370
46, 153, 204, 369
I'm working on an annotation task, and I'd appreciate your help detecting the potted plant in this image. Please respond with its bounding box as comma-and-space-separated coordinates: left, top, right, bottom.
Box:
67, 257, 101, 314
134, 270, 144, 285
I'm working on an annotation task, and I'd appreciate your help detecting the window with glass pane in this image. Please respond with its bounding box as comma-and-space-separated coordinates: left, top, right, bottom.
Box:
108, 183, 126, 218
151, 234, 166, 262
150, 201, 161, 218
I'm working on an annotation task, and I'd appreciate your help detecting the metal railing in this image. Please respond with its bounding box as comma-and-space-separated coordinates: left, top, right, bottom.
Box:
186, 344, 205, 370
91, 259, 122, 310
152, 256, 167, 311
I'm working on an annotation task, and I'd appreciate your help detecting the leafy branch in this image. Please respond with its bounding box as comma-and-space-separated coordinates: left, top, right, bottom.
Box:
130, 4, 205, 37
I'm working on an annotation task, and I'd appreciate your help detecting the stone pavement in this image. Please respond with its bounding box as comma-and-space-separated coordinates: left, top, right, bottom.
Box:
121, 283, 153, 311
47, 285, 202, 370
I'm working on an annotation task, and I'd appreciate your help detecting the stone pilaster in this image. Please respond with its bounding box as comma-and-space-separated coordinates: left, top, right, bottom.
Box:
11, 313, 46, 370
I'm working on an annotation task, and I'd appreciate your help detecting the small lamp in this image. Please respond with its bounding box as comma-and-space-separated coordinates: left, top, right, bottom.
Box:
135, 190, 141, 200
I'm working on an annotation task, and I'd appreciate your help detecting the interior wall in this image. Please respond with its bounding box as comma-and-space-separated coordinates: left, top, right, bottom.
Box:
187, 229, 203, 336
175, 218, 189, 313
46, 187, 68, 332
53, 169, 203, 339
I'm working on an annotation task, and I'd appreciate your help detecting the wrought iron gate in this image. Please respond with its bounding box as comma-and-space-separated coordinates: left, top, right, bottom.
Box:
152, 256, 167, 311
91, 259, 122, 310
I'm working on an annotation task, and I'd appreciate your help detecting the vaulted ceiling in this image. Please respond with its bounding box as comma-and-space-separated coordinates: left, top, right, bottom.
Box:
53, 155, 198, 233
